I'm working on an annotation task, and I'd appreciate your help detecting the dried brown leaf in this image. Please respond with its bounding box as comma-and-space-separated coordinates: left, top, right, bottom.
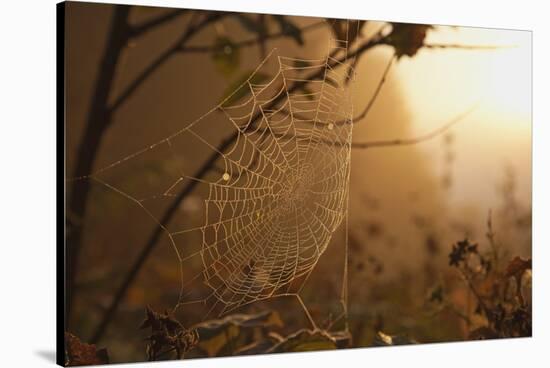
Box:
65, 332, 109, 366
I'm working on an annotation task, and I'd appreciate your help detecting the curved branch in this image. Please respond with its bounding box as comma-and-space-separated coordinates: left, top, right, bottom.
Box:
65, 6, 132, 322
180, 21, 327, 53
351, 105, 478, 149
129, 9, 187, 38
109, 13, 224, 113
351, 52, 396, 124
424, 43, 516, 50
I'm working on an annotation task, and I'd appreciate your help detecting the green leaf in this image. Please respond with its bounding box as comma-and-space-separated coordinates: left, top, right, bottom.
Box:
272, 15, 304, 45
220, 70, 270, 107
212, 37, 240, 77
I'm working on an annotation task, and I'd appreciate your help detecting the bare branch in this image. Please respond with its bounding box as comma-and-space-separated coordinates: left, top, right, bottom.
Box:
351, 105, 477, 149
424, 43, 515, 50
110, 18, 325, 113
257, 14, 267, 60
66, 6, 132, 322
252, 105, 476, 151
109, 13, 224, 113
129, 9, 187, 38
180, 21, 327, 53
349, 52, 396, 125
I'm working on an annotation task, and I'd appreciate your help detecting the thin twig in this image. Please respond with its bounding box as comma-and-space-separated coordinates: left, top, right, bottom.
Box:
257, 14, 267, 60
486, 209, 500, 267
256, 105, 476, 150
461, 269, 491, 318
129, 9, 187, 38
180, 21, 326, 53
349, 52, 396, 125
351, 105, 477, 149
424, 43, 516, 50
109, 13, 224, 112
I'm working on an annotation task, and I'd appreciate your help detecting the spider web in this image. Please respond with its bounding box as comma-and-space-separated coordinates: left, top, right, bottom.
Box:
82, 23, 357, 324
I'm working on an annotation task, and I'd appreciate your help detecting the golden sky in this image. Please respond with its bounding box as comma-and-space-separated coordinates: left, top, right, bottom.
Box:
396, 26, 532, 210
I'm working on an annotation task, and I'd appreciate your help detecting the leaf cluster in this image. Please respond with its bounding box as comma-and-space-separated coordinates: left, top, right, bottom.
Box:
443, 238, 532, 340
140, 306, 199, 361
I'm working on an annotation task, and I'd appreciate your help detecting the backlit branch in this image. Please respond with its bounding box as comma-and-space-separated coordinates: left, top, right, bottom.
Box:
424, 43, 515, 50
254, 105, 476, 150
351, 105, 478, 149
350, 52, 396, 124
